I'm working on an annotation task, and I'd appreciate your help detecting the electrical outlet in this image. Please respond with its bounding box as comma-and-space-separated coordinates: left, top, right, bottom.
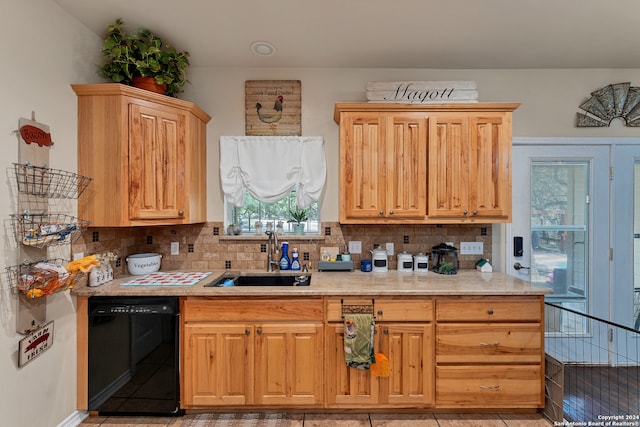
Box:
348, 240, 362, 254
73, 252, 84, 260
460, 241, 484, 255
386, 242, 395, 256
171, 242, 179, 255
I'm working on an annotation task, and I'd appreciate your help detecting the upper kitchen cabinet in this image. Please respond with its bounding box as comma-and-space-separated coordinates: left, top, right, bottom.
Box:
334, 102, 520, 224
72, 84, 211, 227
337, 110, 428, 223
428, 111, 514, 222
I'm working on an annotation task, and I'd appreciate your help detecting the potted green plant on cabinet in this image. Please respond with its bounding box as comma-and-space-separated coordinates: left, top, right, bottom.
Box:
288, 207, 308, 235
98, 19, 190, 97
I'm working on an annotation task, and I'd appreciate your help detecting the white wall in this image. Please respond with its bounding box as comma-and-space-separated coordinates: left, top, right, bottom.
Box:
183, 67, 640, 223
1, 1, 100, 426
3, 1, 640, 426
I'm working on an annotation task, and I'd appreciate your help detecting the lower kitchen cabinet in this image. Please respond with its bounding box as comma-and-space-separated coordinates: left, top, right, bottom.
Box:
254, 323, 323, 406
178, 295, 544, 410
434, 296, 545, 409
325, 297, 434, 408
182, 323, 253, 406
181, 298, 324, 408
436, 365, 543, 408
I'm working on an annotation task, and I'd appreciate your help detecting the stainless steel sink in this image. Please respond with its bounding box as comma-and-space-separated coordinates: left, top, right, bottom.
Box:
205, 272, 311, 287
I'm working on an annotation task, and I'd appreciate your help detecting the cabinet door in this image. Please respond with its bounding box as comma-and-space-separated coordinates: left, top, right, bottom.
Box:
428, 114, 469, 218
469, 113, 512, 220
382, 323, 434, 406
129, 102, 186, 220
340, 112, 386, 221
386, 114, 427, 219
325, 323, 380, 407
182, 323, 253, 407
254, 323, 323, 406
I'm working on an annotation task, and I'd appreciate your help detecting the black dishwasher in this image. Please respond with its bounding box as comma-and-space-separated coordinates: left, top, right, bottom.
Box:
88, 296, 182, 416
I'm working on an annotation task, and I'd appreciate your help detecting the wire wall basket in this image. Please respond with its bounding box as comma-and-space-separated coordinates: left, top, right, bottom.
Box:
13, 163, 93, 199
11, 212, 91, 248
5, 259, 80, 299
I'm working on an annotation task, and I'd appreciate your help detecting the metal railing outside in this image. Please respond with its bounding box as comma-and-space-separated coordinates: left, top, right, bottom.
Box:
544, 302, 640, 425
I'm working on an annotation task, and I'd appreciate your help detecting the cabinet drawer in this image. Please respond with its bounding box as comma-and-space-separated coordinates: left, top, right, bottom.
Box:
327, 297, 433, 322
183, 298, 323, 322
436, 365, 543, 408
436, 298, 542, 322
436, 324, 542, 364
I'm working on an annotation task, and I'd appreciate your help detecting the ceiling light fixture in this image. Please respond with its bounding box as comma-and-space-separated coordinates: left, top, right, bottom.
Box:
251, 41, 275, 56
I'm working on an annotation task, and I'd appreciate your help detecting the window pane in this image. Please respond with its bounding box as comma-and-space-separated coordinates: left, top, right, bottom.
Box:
634, 162, 640, 330
230, 191, 319, 234
531, 162, 588, 313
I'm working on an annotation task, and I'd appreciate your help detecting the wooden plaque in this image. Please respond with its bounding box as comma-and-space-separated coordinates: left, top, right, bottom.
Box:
245, 80, 301, 136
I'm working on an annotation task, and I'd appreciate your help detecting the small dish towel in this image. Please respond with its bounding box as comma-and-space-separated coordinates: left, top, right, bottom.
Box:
343, 313, 375, 370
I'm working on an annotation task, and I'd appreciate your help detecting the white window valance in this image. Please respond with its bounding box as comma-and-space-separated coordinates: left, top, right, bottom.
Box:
219, 136, 326, 208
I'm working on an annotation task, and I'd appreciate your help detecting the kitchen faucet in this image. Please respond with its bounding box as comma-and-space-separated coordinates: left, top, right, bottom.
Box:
265, 229, 279, 272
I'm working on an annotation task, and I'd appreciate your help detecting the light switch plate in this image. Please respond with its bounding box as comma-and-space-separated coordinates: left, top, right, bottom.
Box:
171, 242, 179, 255
460, 242, 484, 255
348, 241, 362, 254
386, 242, 395, 256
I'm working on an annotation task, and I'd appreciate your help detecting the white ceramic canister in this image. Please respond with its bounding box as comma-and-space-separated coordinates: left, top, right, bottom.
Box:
371, 248, 388, 272
397, 251, 414, 272
414, 253, 429, 272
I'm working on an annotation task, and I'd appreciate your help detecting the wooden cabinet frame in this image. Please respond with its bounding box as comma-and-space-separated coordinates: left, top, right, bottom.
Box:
335, 102, 520, 224
72, 84, 211, 227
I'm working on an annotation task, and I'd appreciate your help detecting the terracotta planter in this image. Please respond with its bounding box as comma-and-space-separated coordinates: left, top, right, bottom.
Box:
132, 76, 167, 95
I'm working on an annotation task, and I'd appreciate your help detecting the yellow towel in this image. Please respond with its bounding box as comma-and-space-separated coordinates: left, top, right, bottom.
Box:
343, 313, 375, 370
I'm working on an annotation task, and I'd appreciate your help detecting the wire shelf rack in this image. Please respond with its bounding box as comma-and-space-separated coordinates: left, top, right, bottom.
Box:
13, 163, 92, 199
10, 212, 91, 248
5, 259, 80, 299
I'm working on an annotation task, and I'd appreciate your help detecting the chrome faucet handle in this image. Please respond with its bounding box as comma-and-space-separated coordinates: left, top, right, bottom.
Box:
302, 264, 309, 272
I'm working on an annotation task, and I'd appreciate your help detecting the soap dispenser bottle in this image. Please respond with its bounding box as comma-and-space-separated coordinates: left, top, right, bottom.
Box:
291, 248, 300, 270
279, 241, 291, 270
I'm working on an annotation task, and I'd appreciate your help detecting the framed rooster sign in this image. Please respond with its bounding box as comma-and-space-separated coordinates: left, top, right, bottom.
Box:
245, 80, 301, 136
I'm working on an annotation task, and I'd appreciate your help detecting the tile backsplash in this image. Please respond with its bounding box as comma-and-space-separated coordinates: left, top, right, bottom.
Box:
72, 222, 492, 274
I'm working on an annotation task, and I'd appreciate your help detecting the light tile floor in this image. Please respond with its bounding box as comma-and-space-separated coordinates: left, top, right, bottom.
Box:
79, 412, 553, 426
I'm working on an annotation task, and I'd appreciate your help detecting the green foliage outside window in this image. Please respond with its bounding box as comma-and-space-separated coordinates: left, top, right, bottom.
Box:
230, 191, 319, 234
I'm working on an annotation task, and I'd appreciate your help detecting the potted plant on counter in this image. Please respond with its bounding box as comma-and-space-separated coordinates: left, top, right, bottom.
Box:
288, 207, 308, 235
98, 18, 190, 97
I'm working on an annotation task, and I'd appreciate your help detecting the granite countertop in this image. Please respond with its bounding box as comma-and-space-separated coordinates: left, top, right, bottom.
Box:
71, 269, 551, 297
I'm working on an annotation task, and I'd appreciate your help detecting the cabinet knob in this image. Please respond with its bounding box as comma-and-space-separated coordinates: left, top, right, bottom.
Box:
473, 210, 478, 215
487, 309, 494, 315
383, 328, 389, 335
245, 329, 251, 335
256, 328, 262, 335
178, 210, 185, 216
463, 210, 469, 215
379, 210, 384, 215
377, 310, 383, 316
389, 210, 394, 215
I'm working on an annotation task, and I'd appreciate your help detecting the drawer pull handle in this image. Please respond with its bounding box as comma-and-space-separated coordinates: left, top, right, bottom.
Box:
479, 385, 500, 390
480, 342, 500, 347
487, 309, 494, 315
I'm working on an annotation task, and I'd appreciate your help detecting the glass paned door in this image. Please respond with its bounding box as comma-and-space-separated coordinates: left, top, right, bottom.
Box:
509, 144, 610, 330
531, 162, 589, 316
612, 145, 640, 331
